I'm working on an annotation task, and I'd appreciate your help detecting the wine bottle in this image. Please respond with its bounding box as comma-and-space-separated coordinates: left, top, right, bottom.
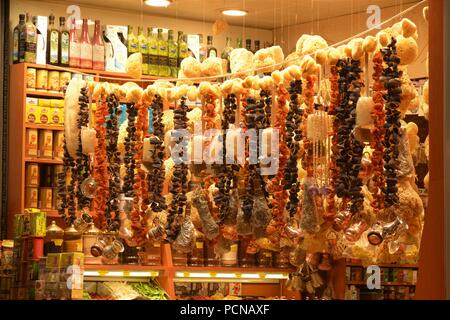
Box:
199, 34, 207, 62
254, 40, 260, 53
59, 17, 69, 66
245, 39, 252, 52
138, 26, 149, 75
80, 19, 92, 69
24, 13, 37, 63
206, 35, 217, 58
103, 29, 114, 71
69, 17, 80, 68
13, 14, 26, 64
157, 28, 169, 77
177, 31, 189, 70
92, 20, 104, 71
221, 37, 233, 73
236, 38, 243, 49
47, 14, 59, 65
127, 25, 138, 57
168, 29, 178, 78
147, 27, 159, 76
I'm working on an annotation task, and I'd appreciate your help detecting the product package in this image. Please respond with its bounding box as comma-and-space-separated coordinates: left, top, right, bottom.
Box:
38, 130, 53, 158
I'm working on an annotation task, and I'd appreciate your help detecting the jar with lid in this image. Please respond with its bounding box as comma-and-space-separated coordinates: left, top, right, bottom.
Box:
188, 230, 205, 267
83, 223, 101, 264
139, 241, 162, 266
238, 238, 255, 267
120, 241, 140, 265
100, 231, 121, 265
63, 224, 82, 253
257, 250, 273, 268
221, 241, 238, 267
273, 248, 291, 268
204, 239, 220, 267
172, 247, 188, 266
44, 220, 63, 255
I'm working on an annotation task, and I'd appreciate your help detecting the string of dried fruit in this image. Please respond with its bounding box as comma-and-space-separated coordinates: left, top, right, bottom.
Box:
147, 95, 166, 214
324, 66, 340, 219
260, 89, 272, 129
370, 52, 386, 211
266, 87, 290, 243
57, 140, 76, 225
92, 93, 109, 229
284, 80, 303, 218
302, 75, 316, 178
122, 102, 137, 198
166, 97, 190, 242
105, 93, 122, 231
75, 87, 92, 211
381, 38, 402, 208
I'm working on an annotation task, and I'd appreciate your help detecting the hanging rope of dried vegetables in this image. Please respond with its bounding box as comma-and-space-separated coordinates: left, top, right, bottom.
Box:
370, 52, 386, 212
284, 80, 303, 217
122, 102, 137, 198
302, 75, 316, 179
381, 38, 402, 209
260, 89, 272, 129
57, 140, 75, 225
92, 92, 109, 229
166, 97, 190, 242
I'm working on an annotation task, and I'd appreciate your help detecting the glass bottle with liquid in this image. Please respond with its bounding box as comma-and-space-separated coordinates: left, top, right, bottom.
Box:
188, 230, 205, 267
254, 40, 261, 53
69, 17, 80, 68
92, 20, 104, 71
79, 18, 92, 69
24, 13, 37, 63
147, 27, 159, 76
46, 14, 59, 65
127, 25, 138, 57
157, 28, 169, 77
221, 37, 233, 73
13, 14, 26, 64
103, 29, 114, 71
245, 39, 252, 52
238, 238, 255, 267
236, 38, 243, 49
138, 26, 149, 75
59, 16, 69, 67
177, 31, 189, 71
206, 35, 217, 58
168, 29, 178, 78
198, 34, 207, 62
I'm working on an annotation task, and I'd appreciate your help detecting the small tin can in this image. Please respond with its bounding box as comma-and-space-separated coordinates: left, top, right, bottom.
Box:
59, 72, 71, 91
26, 68, 36, 90
36, 69, 48, 91
47, 71, 60, 92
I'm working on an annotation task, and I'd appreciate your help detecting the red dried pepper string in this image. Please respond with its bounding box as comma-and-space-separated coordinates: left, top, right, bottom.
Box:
92, 95, 109, 229
370, 52, 386, 212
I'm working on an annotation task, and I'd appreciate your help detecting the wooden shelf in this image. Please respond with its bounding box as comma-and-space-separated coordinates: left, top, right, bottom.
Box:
25, 124, 64, 131
84, 265, 164, 271
26, 90, 64, 98
347, 281, 416, 287
41, 209, 60, 218
25, 158, 63, 164
172, 266, 296, 273
346, 262, 419, 269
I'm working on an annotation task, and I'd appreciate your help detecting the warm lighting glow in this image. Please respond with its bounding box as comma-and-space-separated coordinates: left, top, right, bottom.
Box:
221, 9, 248, 17
145, 0, 172, 7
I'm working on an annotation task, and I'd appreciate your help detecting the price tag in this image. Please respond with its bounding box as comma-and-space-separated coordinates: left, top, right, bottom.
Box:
196, 242, 204, 249
154, 242, 161, 248
53, 239, 63, 246
230, 245, 237, 253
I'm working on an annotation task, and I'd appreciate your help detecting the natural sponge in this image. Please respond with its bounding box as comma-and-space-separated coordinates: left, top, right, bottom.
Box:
125, 52, 142, 79
230, 48, 254, 77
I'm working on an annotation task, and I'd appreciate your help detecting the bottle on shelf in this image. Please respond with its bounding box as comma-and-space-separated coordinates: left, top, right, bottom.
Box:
245, 39, 252, 52
59, 16, 69, 67
24, 13, 37, 63
236, 38, 243, 49
221, 36, 233, 73
206, 35, 217, 58
198, 34, 207, 62
13, 14, 26, 64
80, 18, 92, 69
147, 27, 159, 76
168, 29, 178, 78
46, 14, 59, 65
188, 230, 205, 267
138, 26, 149, 75
117, 31, 126, 46
103, 29, 114, 71
177, 31, 189, 72
92, 20, 105, 71
69, 17, 80, 68
127, 25, 138, 57
157, 28, 169, 77
254, 40, 261, 53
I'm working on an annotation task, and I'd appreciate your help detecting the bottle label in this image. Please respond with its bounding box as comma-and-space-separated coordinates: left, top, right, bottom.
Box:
92, 44, 105, 68
158, 56, 169, 66
13, 31, 19, 61
140, 43, 148, 53
50, 31, 59, 63
80, 43, 92, 68
209, 50, 217, 58
60, 33, 69, 64
149, 54, 159, 65
19, 30, 26, 62
129, 42, 138, 53
169, 57, 177, 68
69, 42, 80, 67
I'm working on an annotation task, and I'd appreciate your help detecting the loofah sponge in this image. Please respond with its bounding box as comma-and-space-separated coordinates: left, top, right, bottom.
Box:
356, 97, 375, 128
125, 52, 142, 79
64, 77, 86, 159
81, 127, 97, 155
201, 57, 223, 77
180, 56, 202, 78
396, 35, 418, 65
230, 48, 254, 77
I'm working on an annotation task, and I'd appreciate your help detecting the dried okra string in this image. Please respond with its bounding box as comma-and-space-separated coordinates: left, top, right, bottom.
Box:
57, 139, 75, 225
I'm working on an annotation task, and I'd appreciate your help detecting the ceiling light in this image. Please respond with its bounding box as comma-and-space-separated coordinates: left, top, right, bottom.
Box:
145, 0, 172, 7
222, 9, 248, 17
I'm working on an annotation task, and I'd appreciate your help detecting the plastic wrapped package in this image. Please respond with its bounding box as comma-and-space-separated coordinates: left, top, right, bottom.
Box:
223, 189, 239, 226
300, 181, 320, 233
251, 190, 271, 238
289, 245, 307, 267
191, 188, 219, 240
172, 216, 196, 254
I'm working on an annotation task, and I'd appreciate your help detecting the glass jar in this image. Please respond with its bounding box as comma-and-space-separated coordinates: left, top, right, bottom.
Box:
238, 239, 255, 268
172, 247, 188, 266
83, 223, 101, 264
273, 249, 291, 268
63, 224, 82, 253
221, 242, 238, 267
120, 242, 139, 265
257, 250, 273, 268
44, 220, 63, 255
103, 240, 125, 261
73, 212, 93, 233
188, 231, 205, 267
139, 242, 162, 266
204, 239, 220, 267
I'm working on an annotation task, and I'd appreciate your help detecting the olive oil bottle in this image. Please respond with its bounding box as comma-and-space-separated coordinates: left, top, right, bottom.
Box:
46, 14, 59, 65
157, 28, 169, 77
138, 26, 149, 75
127, 25, 138, 57
59, 16, 69, 66
168, 29, 178, 78
13, 14, 26, 64
147, 27, 159, 76
177, 31, 189, 71
24, 13, 37, 63
206, 35, 217, 58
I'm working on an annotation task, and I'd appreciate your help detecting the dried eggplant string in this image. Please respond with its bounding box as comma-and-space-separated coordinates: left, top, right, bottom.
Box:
57, 140, 75, 225
381, 38, 402, 210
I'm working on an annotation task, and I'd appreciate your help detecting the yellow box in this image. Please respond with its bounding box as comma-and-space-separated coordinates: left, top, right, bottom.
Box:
53, 131, 64, 160
25, 129, 38, 157
50, 99, 64, 108
38, 98, 51, 107
38, 130, 53, 158
60, 253, 84, 269
51, 107, 62, 125
39, 188, 53, 210
46, 253, 62, 268
25, 187, 39, 208
26, 97, 38, 106
38, 105, 51, 125
13, 214, 30, 239
26, 104, 38, 124
29, 210, 46, 237
25, 163, 39, 186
